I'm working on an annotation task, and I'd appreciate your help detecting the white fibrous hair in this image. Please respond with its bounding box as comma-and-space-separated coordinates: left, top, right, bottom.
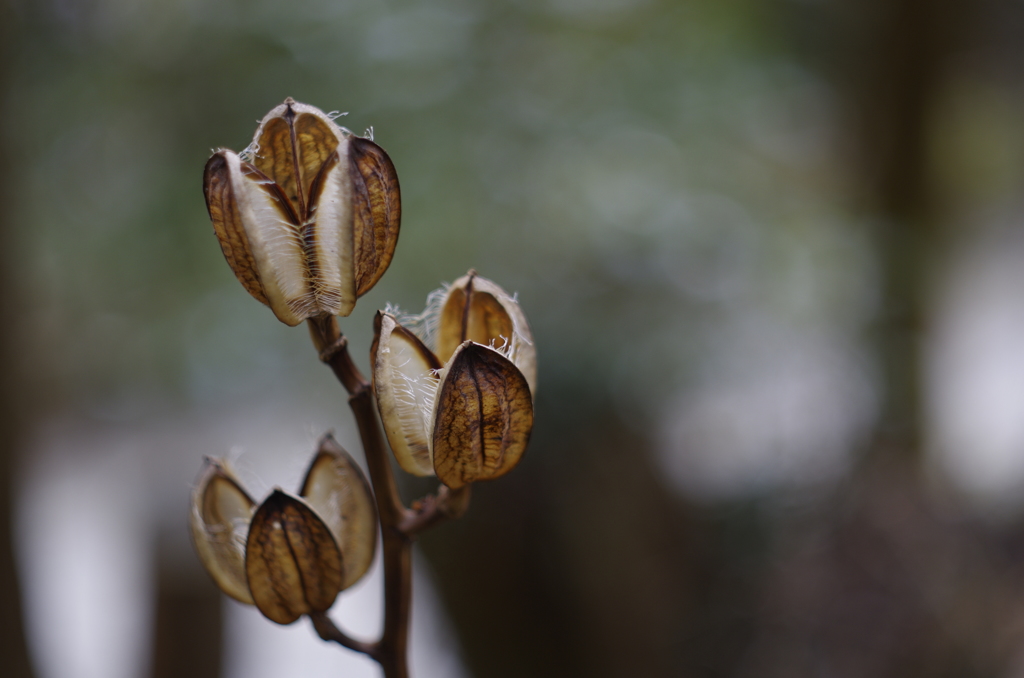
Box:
384, 283, 449, 351
390, 352, 441, 449
496, 290, 533, 369
383, 282, 531, 368
192, 501, 249, 559
239, 141, 261, 164
417, 284, 448, 350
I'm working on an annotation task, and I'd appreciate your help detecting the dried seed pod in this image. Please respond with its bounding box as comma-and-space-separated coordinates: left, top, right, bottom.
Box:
189, 441, 379, 624
203, 98, 400, 326
373, 312, 442, 476
348, 137, 402, 296
189, 459, 256, 605
372, 272, 536, 487
245, 490, 344, 625
431, 342, 534, 489
435, 272, 537, 395
299, 435, 378, 589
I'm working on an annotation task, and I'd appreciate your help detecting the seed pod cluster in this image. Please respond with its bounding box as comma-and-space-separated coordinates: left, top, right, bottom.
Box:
372, 272, 536, 489
203, 98, 400, 325
189, 435, 377, 624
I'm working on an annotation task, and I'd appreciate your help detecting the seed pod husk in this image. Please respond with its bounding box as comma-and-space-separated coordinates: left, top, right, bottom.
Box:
436, 272, 536, 395
373, 311, 443, 476
431, 342, 534, 489
299, 435, 378, 590
203, 98, 400, 326
245, 490, 344, 625
189, 459, 256, 604
373, 273, 537, 485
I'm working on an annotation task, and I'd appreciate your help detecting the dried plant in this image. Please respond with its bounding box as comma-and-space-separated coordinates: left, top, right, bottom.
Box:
191, 98, 536, 678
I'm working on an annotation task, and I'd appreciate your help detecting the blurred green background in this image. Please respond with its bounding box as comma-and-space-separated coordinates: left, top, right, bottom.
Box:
4, 0, 1024, 676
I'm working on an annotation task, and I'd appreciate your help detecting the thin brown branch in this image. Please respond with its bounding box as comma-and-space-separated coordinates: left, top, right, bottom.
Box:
399, 485, 472, 536
376, 526, 412, 678
309, 314, 370, 396
348, 387, 412, 678
308, 313, 472, 677
346, 373, 407, 524
308, 612, 377, 657
308, 314, 412, 678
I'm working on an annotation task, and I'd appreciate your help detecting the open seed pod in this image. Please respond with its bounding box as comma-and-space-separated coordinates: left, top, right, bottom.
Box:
435, 272, 536, 394
189, 436, 378, 625
189, 459, 255, 605
372, 313, 442, 477
203, 98, 400, 325
372, 272, 536, 488
298, 434, 377, 590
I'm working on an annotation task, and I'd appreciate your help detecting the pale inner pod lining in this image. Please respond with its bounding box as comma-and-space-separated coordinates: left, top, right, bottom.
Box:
388, 331, 441, 471
309, 148, 356, 317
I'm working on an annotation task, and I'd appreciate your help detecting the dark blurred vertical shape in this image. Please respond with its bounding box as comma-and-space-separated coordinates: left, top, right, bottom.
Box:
0, 2, 37, 676
148, 533, 223, 678
841, 0, 959, 466
418, 409, 697, 678
736, 3, 1024, 677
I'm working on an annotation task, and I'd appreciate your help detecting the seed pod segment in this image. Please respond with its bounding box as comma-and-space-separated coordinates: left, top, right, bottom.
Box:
189, 460, 256, 605
245, 490, 344, 625
436, 272, 537, 395
431, 342, 534, 489
372, 312, 443, 476
203, 98, 400, 326
372, 272, 537, 487
299, 435, 378, 589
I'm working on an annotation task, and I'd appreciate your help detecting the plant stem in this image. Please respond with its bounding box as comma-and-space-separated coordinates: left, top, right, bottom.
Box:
308, 314, 472, 677
309, 611, 377, 656
400, 485, 471, 536
310, 314, 411, 678
350, 387, 411, 678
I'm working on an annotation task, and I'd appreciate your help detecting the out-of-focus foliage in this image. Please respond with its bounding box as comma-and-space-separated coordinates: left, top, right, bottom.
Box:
11, 0, 877, 524
6, 0, 868, 454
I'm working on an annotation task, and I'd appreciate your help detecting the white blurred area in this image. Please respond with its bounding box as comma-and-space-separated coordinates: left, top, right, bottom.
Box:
656, 218, 1024, 509
656, 318, 875, 501
15, 400, 467, 678
927, 222, 1024, 512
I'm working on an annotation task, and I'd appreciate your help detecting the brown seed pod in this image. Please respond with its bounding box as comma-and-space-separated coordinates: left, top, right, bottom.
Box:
299, 434, 378, 590
189, 438, 378, 625
203, 98, 400, 325
245, 490, 344, 625
373, 311, 443, 476
431, 342, 534, 489
189, 459, 256, 604
372, 272, 537, 486
435, 272, 536, 395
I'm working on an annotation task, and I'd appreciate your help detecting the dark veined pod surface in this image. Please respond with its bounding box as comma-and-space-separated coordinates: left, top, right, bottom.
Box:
435, 273, 537, 395
245, 490, 344, 625
431, 342, 534, 489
